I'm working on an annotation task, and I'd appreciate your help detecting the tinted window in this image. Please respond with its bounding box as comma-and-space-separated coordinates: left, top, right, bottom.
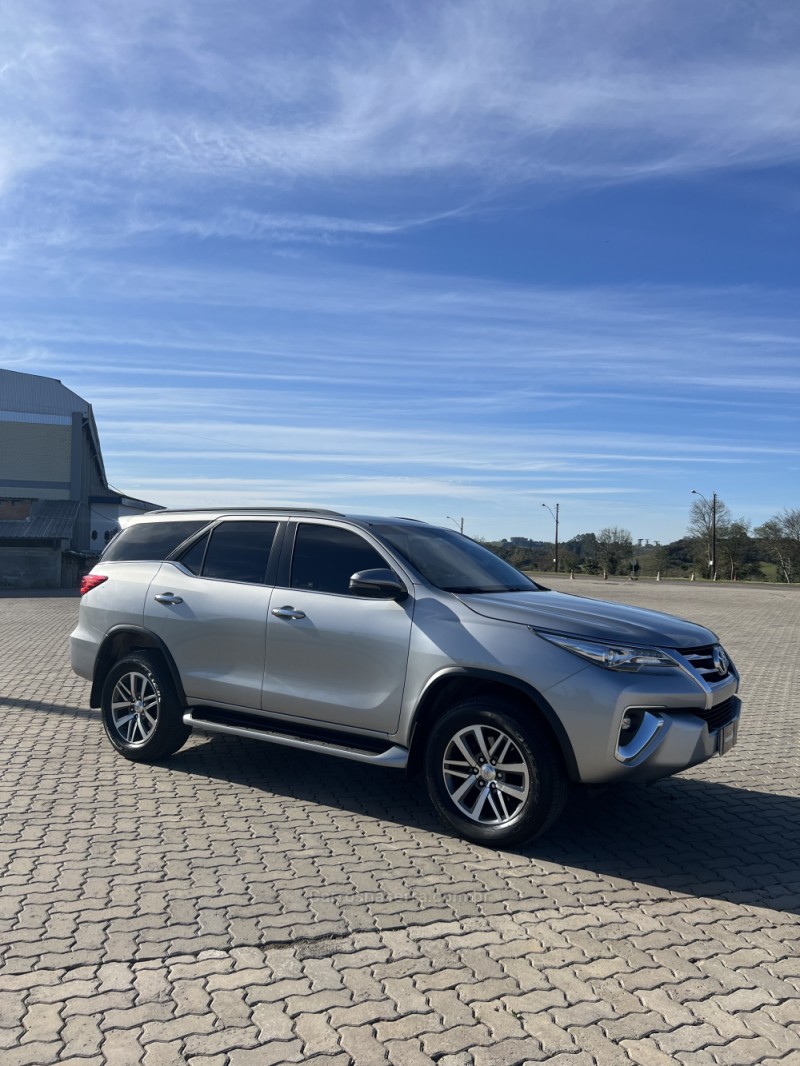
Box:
372, 524, 539, 593
199, 521, 278, 584
102, 520, 208, 562
291, 524, 386, 595
179, 533, 209, 575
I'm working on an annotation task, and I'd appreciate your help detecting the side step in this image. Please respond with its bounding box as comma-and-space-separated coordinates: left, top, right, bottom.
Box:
183, 710, 408, 769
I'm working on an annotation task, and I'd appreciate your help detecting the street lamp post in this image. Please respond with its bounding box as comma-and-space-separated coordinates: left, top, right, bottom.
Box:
541, 502, 560, 573
447, 516, 464, 534
691, 489, 717, 581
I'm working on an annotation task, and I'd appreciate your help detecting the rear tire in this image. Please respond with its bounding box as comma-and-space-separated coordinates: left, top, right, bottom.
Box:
424, 697, 568, 847
101, 652, 191, 762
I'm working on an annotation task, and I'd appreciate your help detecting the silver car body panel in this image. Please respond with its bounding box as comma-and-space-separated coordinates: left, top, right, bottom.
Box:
70, 560, 161, 681
457, 590, 713, 647
144, 561, 273, 710
262, 588, 413, 732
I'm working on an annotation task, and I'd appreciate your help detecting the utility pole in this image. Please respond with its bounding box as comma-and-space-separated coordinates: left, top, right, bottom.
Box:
711, 492, 717, 581
541, 503, 560, 573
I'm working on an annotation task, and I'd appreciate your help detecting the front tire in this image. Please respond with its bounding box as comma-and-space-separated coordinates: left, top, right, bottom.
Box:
424, 697, 568, 847
101, 653, 191, 762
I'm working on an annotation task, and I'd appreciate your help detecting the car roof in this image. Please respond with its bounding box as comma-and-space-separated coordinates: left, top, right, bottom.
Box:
119, 508, 434, 530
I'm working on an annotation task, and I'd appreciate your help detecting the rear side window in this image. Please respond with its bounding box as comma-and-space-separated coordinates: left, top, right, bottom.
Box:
179, 521, 278, 584
102, 520, 208, 562
291, 524, 385, 595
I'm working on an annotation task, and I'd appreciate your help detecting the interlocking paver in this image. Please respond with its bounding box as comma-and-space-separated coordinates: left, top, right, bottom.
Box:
741, 1010, 800, 1054
60, 1014, 105, 1058
711, 1036, 794, 1065
420, 1021, 494, 1056
227, 1041, 304, 1066
0, 582, 799, 1066
141, 1040, 188, 1066
182, 1027, 261, 1056
100, 1027, 145, 1064
20, 1001, 63, 1043
1, 1042, 64, 1066
623, 1038, 681, 1066
338, 1024, 390, 1065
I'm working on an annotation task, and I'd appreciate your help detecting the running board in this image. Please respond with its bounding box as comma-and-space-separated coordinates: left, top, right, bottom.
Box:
183, 711, 408, 769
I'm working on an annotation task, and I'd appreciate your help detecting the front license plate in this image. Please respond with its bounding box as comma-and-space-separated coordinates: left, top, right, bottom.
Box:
717, 720, 738, 756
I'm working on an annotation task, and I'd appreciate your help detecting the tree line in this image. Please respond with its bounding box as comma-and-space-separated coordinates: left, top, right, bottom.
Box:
480, 504, 800, 583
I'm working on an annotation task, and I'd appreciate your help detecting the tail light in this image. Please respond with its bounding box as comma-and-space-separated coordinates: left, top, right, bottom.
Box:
80, 574, 108, 596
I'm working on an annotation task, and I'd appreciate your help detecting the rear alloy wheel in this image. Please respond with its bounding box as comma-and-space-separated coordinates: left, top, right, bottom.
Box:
424, 697, 568, 846
101, 652, 191, 762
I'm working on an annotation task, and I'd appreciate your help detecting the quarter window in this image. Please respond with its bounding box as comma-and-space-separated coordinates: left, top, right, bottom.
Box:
179, 533, 209, 575
291, 524, 386, 595
102, 520, 208, 562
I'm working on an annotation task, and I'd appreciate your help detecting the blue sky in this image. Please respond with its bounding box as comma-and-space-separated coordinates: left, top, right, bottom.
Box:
1, 0, 799, 543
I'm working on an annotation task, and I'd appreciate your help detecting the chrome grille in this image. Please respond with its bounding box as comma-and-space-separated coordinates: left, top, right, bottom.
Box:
680, 644, 731, 683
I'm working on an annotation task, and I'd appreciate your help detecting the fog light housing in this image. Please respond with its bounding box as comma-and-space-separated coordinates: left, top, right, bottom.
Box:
615, 709, 664, 763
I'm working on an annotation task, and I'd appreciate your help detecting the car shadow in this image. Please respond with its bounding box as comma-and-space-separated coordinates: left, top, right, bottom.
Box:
2, 695, 95, 717
533, 778, 800, 914
166, 730, 800, 915
8, 698, 799, 915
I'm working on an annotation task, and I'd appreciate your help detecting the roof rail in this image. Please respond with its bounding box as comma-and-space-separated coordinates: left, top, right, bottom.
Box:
149, 506, 345, 517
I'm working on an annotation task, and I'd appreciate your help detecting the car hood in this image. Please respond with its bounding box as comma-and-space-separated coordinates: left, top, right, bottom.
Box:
457, 590, 715, 648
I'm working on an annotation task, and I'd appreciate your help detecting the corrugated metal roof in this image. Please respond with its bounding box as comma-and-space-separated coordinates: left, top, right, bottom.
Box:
0, 369, 89, 417
0, 499, 80, 540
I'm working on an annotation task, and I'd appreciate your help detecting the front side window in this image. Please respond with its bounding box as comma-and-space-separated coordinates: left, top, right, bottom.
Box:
178, 521, 278, 584
291, 524, 386, 595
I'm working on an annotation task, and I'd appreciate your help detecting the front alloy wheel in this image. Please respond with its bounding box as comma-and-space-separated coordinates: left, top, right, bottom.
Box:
425, 697, 568, 847
442, 723, 530, 825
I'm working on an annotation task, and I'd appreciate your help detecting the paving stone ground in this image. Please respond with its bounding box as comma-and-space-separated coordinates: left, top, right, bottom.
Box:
0, 578, 799, 1066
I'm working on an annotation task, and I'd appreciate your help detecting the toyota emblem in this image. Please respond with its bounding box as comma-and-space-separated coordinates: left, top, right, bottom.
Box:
712, 645, 729, 675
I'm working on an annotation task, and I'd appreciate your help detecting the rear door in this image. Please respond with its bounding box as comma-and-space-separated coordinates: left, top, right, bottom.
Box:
145, 519, 280, 709
262, 522, 413, 733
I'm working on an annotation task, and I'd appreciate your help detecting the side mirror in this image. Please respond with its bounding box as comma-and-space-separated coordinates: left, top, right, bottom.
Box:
349, 568, 408, 601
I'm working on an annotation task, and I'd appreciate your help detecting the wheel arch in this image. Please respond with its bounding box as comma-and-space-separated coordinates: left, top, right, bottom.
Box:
90, 626, 187, 709
406, 668, 579, 782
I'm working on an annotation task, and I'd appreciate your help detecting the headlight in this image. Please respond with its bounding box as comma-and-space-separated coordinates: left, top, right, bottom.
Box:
537, 632, 679, 672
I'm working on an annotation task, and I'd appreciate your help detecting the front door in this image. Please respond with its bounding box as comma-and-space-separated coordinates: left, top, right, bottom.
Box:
262, 522, 413, 734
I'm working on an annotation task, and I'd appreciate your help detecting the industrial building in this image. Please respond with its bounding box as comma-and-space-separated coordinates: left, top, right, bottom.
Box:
0, 368, 158, 588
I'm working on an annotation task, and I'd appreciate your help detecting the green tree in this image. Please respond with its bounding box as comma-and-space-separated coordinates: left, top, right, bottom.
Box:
718, 519, 761, 581
755, 509, 800, 583
595, 527, 633, 576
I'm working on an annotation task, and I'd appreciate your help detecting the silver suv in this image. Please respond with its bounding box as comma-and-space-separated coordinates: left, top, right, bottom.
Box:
71, 508, 741, 846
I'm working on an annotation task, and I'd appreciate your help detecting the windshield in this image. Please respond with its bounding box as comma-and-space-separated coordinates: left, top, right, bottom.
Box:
372, 523, 540, 593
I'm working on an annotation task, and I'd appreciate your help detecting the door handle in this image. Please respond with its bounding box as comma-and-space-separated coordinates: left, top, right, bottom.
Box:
154, 593, 184, 605
272, 606, 306, 620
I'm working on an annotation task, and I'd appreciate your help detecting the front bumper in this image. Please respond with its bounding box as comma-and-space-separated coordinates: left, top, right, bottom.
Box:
605, 696, 741, 783
545, 663, 741, 784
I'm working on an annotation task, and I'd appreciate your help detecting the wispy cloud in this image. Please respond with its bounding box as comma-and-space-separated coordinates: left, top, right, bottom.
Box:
2, 1, 799, 249
3, 256, 799, 395
0, 2, 797, 541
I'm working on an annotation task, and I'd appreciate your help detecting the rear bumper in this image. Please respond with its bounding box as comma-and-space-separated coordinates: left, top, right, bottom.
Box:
69, 631, 96, 683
